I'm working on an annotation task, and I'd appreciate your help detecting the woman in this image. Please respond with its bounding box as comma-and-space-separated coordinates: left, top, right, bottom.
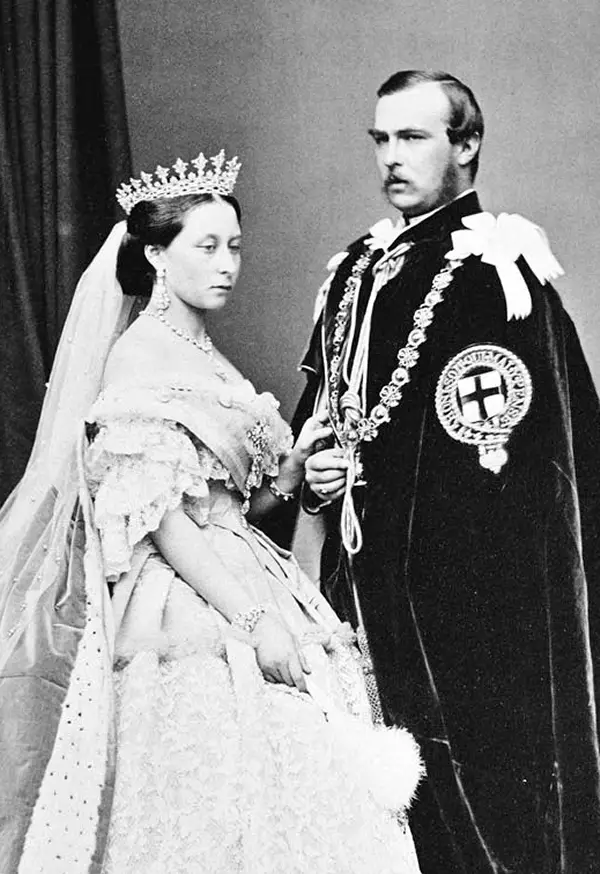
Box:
0, 151, 422, 874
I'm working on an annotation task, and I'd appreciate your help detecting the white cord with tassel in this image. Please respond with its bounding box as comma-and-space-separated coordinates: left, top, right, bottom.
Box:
340, 444, 363, 555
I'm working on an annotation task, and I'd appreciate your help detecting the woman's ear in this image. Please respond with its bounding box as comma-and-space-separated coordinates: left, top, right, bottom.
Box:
144, 244, 163, 272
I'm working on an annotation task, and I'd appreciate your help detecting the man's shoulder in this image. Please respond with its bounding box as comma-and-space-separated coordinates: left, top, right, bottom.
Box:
446, 211, 565, 320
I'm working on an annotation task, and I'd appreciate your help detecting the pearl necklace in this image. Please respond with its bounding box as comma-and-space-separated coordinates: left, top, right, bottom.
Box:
142, 309, 228, 379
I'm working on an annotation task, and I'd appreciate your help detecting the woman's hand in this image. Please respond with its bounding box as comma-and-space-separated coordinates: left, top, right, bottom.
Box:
289, 411, 333, 468
263, 411, 334, 503
304, 447, 348, 503
253, 613, 311, 692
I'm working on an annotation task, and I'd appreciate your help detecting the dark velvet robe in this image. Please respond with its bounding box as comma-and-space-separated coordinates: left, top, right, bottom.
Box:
276, 192, 600, 873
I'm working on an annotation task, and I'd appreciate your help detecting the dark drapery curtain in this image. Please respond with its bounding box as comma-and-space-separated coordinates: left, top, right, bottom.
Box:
0, 0, 131, 503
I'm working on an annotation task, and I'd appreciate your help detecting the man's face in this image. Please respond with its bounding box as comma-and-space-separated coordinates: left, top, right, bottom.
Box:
370, 82, 469, 218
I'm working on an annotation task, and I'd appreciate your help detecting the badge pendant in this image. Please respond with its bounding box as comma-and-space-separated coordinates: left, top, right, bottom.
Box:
435, 344, 533, 473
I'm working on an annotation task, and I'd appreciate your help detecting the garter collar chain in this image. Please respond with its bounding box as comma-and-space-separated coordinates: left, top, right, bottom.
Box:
327, 249, 464, 449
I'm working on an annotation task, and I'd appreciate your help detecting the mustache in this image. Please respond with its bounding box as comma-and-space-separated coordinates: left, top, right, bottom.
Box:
384, 175, 408, 187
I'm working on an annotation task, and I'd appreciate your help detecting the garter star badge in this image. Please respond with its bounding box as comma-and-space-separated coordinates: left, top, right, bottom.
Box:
435, 344, 532, 473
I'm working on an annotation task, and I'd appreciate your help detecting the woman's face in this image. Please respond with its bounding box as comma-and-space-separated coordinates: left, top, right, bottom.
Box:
153, 200, 242, 311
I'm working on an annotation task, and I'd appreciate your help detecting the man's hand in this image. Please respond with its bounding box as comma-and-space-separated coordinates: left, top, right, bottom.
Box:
305, 447, 348, 503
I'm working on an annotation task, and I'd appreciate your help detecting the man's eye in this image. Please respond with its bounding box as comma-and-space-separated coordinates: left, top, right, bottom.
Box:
230, 244, 242, 254
198, 244, 216, 252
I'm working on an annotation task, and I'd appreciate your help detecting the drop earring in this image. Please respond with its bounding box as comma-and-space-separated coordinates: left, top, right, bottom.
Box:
155, 267, 170, 312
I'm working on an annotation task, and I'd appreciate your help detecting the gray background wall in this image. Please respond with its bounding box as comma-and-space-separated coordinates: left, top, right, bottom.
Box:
116, 0, 600, 420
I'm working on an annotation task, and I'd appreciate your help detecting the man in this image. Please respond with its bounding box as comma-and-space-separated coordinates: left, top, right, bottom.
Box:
281, 71, 600, 873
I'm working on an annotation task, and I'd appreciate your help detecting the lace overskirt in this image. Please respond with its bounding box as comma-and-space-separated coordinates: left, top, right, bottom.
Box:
103, 644, 421, 874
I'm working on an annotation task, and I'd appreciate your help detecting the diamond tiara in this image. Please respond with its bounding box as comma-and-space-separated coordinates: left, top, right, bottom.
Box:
115, 150, 241, 215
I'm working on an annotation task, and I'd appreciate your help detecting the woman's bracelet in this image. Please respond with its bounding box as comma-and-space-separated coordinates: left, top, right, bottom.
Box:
266, 477, 296, 503
231, 604, 267, 634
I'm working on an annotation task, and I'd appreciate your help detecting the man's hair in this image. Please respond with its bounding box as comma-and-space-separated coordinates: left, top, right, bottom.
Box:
377, 70, 484, 179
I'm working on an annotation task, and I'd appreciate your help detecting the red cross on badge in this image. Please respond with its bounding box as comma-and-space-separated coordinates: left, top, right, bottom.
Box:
457, 369, 507, 423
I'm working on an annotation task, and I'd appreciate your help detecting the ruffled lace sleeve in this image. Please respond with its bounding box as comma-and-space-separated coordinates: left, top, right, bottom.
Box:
85, 417, 231, 579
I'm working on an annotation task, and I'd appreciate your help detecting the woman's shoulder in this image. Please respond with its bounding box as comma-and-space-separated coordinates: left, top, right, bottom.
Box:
94, 319, 191, 422
93, 317, 226, 423
103, 316, 165, 387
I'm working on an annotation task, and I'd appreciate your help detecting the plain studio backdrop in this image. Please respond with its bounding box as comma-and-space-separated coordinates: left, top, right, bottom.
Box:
116, 0, 600, 421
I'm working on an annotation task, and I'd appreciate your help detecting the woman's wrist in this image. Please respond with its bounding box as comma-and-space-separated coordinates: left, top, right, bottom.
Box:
269, 452, 304, 497
267, 478, 296, 503
283, 446, 307, 480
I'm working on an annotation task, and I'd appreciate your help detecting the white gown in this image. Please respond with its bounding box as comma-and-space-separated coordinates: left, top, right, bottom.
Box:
84, 371, 422, 874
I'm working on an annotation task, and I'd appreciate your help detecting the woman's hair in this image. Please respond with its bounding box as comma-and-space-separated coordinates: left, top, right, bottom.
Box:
116, 192, 242, 297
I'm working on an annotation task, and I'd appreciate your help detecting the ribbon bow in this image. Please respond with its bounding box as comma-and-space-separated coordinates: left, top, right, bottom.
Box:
365, 217, 402, 252
445, 212, 564, 320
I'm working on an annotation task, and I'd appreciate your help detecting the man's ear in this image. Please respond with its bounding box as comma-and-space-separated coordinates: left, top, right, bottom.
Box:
456, 133, 481, 169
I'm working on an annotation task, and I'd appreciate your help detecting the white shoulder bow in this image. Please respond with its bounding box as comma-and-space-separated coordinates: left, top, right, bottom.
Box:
445, 212, 564, 320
